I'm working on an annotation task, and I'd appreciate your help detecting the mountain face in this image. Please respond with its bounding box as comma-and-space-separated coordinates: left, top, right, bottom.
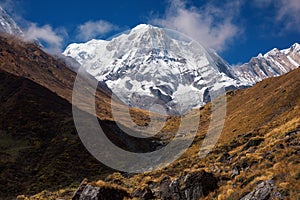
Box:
63, 24, 244, 114
0, 6, 22, 35
63, 24, 299, 114
233, 43, 300, 85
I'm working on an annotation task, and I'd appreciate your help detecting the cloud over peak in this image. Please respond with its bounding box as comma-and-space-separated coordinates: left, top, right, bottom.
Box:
23, 23, 66, 53
77, 20, 118, 41
152, 0, 241, 51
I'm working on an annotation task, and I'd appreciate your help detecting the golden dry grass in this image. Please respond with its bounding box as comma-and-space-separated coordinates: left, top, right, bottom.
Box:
5, 33, 299, 199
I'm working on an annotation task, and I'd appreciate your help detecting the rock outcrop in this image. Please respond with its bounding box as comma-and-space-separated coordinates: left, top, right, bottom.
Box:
240, 180, 276, 200
138, 170, 218, 200
72, 179, 129, 200
73, 170, 218, 200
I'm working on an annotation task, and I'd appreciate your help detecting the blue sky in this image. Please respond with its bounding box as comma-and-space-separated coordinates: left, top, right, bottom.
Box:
1, 0, 299, 64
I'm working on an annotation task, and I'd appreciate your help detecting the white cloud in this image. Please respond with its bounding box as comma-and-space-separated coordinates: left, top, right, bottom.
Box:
152, 0, 242, 51
253, 0, 300, 31
0, 1, 66, 53
23, 24, 66, 53
77, 20, 118, 41
277, 0, 300, 30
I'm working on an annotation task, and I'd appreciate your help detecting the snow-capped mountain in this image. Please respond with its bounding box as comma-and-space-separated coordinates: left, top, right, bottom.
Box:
64, 24, 244, 114
233, 43, 300, 84
0, 6, 22, 35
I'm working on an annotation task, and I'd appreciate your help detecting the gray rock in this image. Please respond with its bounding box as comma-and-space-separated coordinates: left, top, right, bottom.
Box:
132, 186, 155, 200
72, 179, 88, 200
231, 166, 240, 178
72, 180, 129, 200
242, 138, 264, 151
125, 80, 133, 90
80, 185, 101, 200
158, 170, 218, 200
240, 180, 274, 200
217, 152, 230, 163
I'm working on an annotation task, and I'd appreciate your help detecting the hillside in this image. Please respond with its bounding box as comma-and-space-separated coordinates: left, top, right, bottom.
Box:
0, 4, 299, 200
0, 35, 299, 199
0, 34, 113, 122
0, 34, 162, 128
0, 69, 165, 199
0, 34, 115, 120
23, 67, 300, 199
0, 36, 165, 199
0, 69, 114, 198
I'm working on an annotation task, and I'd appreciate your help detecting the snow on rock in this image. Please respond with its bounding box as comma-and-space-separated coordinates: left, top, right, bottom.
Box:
0, 6, 22, 35
233, 43, 300, 85
63, 24, 244, 114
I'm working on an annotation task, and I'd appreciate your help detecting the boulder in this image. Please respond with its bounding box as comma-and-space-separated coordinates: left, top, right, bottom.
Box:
231, 166, 240, 178
240, 180, 274, 200
132, 186, 155, 200
158, 170, 218, 200
72, 179, 129, 200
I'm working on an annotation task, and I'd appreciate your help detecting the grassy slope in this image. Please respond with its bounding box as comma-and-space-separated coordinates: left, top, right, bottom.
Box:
0, 69, 164, 199
0, 35, 164, 199
32, 68, 299, 200
0, 70, 114, 199
0, 34, 155, 123
0, 35, 298, 199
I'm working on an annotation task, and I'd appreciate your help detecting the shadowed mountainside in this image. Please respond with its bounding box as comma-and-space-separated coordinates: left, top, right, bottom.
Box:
24, 67, 300, 199
0, 69, 164, 199
0, 69, 114, 198
0, 35, 165, 199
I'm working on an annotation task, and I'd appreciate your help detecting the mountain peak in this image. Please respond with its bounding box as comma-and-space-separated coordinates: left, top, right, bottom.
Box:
290, 42, 300, 52
257, 53, 263, 58
132, 24, 155, 31
280, 43, 299, 55
0, 6, 22, 35
64, 25, 242, 114
265, 48, 279, 57
233, 43, 299, 84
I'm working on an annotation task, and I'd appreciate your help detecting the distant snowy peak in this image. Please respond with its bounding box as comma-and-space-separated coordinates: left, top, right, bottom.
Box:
233, 43, 300, 85
64, 24, 243, 114
63, 24, 299, 114
0, 6, 22, 35
281, 43, 300, 55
